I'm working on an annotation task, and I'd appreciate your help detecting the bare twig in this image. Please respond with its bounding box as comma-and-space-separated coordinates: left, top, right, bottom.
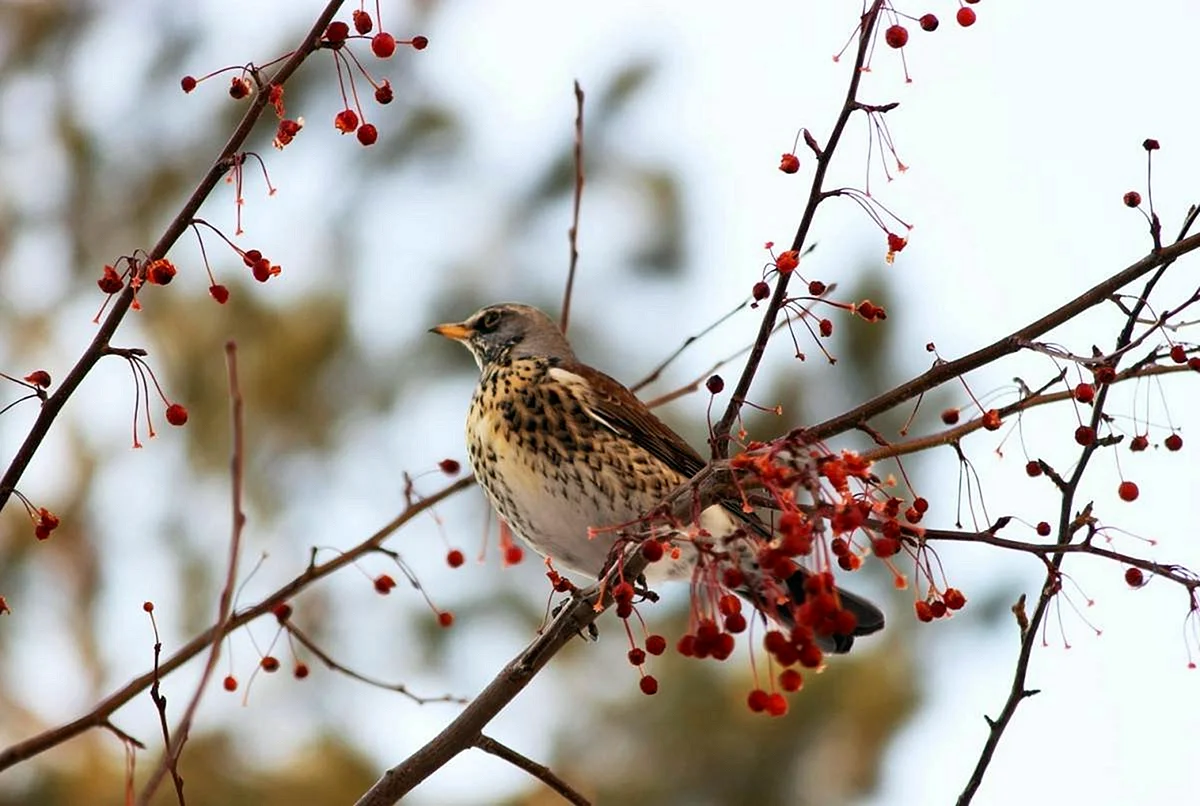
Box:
630, 300, 748, 394
560, 81, 586, 333
285, 622, 467, 705
475, 734, 591, 806
138, 342, 247, 806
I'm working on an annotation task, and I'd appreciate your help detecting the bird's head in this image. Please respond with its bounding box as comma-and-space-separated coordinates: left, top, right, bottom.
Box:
431, 303, 576, 370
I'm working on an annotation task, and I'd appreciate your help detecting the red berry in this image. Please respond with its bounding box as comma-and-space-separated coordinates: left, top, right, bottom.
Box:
1073, 383, 1095, 404
919, 13, 939, 31
1123, 191, 1142, 208
941, 408, 960, 425
209, 284, 230, 304
1165, 433, 1183, 452
779, 153, 800, 173
1025, 460, 1042, 477
1036, 521, 1052, 537
228, 77, 251, 99
293, 662, 310, 679
885, 24, 909, 49
410, 35, 429, 50
779, 668, 803, 692
943, 588, 967, 610
628, 648, 646, 666
1170, 345, 1187, 363
798, 643, 823, 669
142, 601, 154, 613
165, 403, 188, 426
181, 75, 197, 93
98, 264, 124, 294
752, 281, 770, 302
747, 688, 769, 713
446, 549, 465, 568
325, 21, 350, 44
374, 574, 396, 594
1118, 480, 1139, 502
504, 544, 524, 565
1125, 567, 1145, 588
645, 634, 667, 655
765, 692, 788, 717
1074, 425, 1096, 446
724, 612, 747, 634
439, 458, 461, 474
641, 539, 664, 562
372, 32, 397, 58
357, 123, 378, 146
929, 599, 947, 619
375, 80, 394, 105
335, 108, 359, 134
223, 675, 238, 692
914, 600, 934, 622
706, 375, 725, 394
819, 319, 833, 337
956, 7, 976, 26
272, 602, 292, 622
146, 258, 176, 285
981, 409, 1002, 431
776, 250, 799, 274
438, 611, 454, 627
913, 497, 929, 513
1190, 357, 1200, 371
639, 675, 658, 695
24, 370, 51, 388
1143, 139, 1160, 151
260, 656, 280, 673
352, 9, 373, 34
1130, 434, 1149, 452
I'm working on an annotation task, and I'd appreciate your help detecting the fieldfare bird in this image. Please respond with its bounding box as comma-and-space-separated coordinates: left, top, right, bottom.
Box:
432, 303, 884, 652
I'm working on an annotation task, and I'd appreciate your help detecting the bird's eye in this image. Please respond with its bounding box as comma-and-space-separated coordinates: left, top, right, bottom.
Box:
477, 310, 503, 333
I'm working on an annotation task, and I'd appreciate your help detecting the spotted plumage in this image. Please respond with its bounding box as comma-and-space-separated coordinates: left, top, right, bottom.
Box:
432, 303, 884, 651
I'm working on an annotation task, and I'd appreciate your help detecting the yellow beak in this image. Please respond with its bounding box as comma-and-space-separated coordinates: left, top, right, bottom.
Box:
430, 322, 472, 341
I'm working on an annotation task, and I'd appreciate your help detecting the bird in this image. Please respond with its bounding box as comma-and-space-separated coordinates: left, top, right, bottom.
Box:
432, 302, 884, 652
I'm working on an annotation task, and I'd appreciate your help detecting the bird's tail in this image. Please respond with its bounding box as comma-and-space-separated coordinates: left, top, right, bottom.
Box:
784, 568, 885, 653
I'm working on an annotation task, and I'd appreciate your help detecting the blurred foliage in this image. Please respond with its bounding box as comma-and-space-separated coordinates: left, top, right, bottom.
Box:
0, 2, 918, 805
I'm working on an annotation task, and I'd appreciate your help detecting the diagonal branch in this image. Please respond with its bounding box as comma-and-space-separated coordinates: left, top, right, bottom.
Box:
474, 734, 591, 806
0, 0, 347, 515
711, 0, 886, 455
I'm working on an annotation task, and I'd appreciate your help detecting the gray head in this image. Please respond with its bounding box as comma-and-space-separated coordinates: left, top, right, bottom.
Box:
431, 303, 577, 370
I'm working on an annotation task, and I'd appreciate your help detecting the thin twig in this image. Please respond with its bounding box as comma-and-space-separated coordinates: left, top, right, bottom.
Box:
475, 734, 591, 806
138, 342, 246, 806
630, 300, 748, 394
285, 622, 467, 704
560, 81, 586, 333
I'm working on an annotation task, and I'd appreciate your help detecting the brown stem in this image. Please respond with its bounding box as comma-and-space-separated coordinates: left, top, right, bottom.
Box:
137, 342, 246, 805
474, 734, 591, 806
711, 0, 886, 456
559, 81, 586, 333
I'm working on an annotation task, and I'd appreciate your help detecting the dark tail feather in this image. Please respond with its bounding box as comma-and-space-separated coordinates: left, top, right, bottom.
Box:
785, 569, 885, 654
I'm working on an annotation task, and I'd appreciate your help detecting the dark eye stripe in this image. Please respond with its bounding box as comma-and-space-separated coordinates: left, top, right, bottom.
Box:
478, 310, 503, 333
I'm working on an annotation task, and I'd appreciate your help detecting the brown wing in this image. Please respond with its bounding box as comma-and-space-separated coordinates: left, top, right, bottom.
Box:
551, 362, 707, 479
